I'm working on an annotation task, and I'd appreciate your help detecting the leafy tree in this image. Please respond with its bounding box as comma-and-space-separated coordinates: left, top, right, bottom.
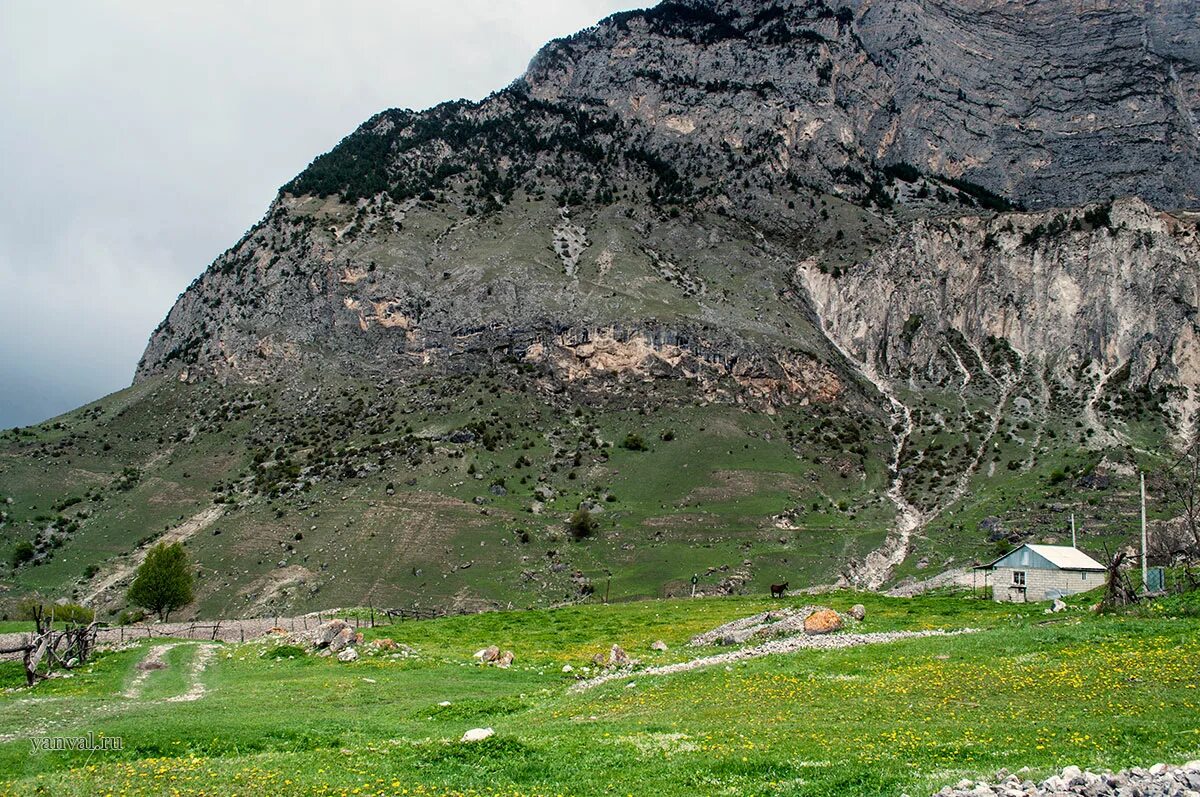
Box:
567, 508, 599, 541
17, 597, 93, 627
127, 543, 194, 622
621, 433, 648, 452
9, 541, 35, 569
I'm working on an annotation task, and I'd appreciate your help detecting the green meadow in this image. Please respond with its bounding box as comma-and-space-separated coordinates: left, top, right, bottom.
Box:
1, 592, 1197, 797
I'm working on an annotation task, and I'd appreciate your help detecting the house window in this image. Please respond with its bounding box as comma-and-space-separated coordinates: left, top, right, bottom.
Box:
1013, 570, 1026, 587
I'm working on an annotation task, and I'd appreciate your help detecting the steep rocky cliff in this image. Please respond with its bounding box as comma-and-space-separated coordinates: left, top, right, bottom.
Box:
801, 198, 1200, 437
138, 0, 1199, 396
526, 0, 1199, 210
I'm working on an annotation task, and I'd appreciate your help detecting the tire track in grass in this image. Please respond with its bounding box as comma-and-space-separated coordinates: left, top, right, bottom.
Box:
123, 643, 179, 699
166, 644, 218, 702
123, 642, 218, 701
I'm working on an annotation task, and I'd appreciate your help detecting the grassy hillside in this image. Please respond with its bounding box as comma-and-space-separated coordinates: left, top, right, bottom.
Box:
0, 352, 1178, 619
0, 593, 1197, 796
0, 370, 896, 616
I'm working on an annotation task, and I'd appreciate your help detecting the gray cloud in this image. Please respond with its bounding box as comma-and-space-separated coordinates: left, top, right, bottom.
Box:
0, 0, 641, 428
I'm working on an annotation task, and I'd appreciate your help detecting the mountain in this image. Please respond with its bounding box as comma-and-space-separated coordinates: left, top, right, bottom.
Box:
2, 0, 1198, 619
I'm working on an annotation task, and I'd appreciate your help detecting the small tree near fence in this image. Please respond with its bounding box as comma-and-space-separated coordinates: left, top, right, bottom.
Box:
127, 542, 195, 622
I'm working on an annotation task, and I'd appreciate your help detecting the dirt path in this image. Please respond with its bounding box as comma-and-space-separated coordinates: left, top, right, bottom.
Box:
1083, 361, 1125, 448
124, 643, 179, 698
572, 628, 980, 691
84, 504, 226, 604
1022, 361, 1052, 471
946, 343, 973, 390
166, 644, 218, 702
925, 365, 1020, 527
853, 391, 923, 590
123, 641, 218, 702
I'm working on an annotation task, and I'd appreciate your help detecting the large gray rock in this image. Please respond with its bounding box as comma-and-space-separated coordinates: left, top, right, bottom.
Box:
800, 198, 1200, 412
474, 645, 500, 663
525, 0, 1199, 211
312, 619, 352, 650
327, 626, 356, 653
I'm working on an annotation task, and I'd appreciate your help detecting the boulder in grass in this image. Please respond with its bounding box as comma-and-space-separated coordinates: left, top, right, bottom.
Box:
312, 619, 352, 649
495, 650, 514, 668
474, 645, 500, 663
803, 608, 844, 635
337, 647, 359, 663
651, 640, 669, 651
328, 627, 356, 653
849, 604, 866, 621
461, 727, 494, 743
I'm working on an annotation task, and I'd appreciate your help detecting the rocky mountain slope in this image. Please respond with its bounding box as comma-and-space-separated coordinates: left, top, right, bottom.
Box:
802, 198, 1200, 441
3, 0, 1199, 618
136, 0, 1200, 388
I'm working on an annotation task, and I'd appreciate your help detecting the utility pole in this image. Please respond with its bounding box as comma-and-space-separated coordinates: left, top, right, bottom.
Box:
1140, 471, 1148, 592
1070, 513, 1077, 548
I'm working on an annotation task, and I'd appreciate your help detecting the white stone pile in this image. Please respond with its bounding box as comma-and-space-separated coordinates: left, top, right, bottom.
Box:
929, 762, 1200, 797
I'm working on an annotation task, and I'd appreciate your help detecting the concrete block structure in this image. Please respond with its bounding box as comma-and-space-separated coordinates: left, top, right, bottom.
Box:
976, 544, 1106, 603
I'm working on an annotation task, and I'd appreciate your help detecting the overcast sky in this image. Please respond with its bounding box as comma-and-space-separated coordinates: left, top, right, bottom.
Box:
0, 1, 642, 429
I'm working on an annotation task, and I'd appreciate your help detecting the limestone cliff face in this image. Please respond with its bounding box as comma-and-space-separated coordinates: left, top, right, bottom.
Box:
799, 198, 1200, 425
135, 189, 847, 407
525, 0, 1199, 209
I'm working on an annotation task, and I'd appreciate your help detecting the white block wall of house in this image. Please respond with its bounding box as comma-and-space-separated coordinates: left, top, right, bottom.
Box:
991, 566, 1105, 602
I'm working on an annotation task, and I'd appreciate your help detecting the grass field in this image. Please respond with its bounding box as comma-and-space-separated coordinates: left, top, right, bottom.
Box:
1, 591, 1197, 796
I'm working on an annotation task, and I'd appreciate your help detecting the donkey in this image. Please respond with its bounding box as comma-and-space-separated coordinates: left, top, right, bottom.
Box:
770, 581, 789, 598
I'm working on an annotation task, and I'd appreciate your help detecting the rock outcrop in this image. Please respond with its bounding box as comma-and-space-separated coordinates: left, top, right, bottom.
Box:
134, 0, 1199, 410
800, 198, 1200, 434
527, 0, 1199, 210
116, 0, 1200, 598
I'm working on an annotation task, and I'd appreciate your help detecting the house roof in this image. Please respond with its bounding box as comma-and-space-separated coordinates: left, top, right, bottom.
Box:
978, 543, 1106, 572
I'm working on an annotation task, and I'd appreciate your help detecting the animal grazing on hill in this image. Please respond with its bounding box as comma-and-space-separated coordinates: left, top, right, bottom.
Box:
770, 581, 788, 598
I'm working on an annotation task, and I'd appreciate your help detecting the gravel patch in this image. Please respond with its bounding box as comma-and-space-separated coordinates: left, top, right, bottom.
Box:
573, 628, 978, 691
